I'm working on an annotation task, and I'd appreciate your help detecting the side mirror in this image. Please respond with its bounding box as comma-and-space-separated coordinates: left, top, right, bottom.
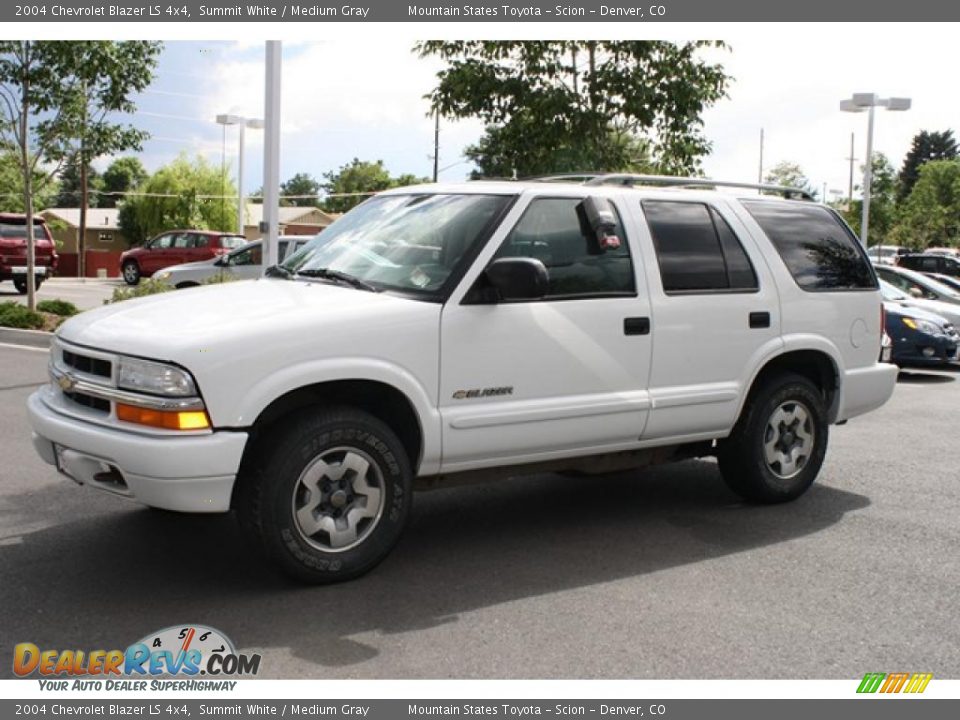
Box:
215, 256, 229, 267
484, 257, 548, 301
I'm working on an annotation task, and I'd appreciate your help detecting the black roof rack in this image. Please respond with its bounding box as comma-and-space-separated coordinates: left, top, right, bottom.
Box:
583, 173, 815, 201
521, 172, 814, 201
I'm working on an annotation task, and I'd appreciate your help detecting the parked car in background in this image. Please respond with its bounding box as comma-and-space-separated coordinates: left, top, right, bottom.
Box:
154, 236, 313, 288
874, 264, 960, 306
879, 279, 960, 328
120, 229, 247, 286
0, 213, 58, 294
896, 253, 960, 277
868, 244, 908, 265
883, 300, 959, 367
926, 273, 960, 294
925, 247, 960, 258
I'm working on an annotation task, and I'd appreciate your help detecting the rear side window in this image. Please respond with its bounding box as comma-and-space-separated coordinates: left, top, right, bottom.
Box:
642, 200, 758, 293
191, 234, 210, 249
742, 201, 875, 290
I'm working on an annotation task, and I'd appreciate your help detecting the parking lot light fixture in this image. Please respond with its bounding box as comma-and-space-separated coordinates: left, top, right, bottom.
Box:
840, 93, 911, 259
215, 114, 264, 235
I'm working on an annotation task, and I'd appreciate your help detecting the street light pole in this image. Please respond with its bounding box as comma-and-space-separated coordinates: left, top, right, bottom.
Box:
840, 93, 911, 255
861, 104, 876, 255
215, 113, 264, 236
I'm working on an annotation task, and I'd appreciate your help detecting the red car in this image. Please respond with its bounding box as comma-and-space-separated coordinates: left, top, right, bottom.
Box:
0, 213, 59, 294
120, 229, 247, 285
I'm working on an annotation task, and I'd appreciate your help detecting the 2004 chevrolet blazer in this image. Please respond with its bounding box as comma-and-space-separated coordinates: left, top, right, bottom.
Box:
27, 175, 898, 582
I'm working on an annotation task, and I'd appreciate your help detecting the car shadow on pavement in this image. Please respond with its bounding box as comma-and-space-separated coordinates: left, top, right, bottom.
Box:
896, 370, 957, 384
0, 460, 869, 677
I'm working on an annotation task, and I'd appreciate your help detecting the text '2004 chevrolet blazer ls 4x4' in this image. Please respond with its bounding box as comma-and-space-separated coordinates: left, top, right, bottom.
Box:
27, 175, 898, 582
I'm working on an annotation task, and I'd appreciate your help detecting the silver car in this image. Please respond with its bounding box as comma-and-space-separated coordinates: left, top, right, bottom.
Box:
154, 236, 312, 288
879, 279, 960, 328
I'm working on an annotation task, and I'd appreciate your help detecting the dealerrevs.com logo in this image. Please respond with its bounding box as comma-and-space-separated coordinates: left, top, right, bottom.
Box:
13, 625, 261, 690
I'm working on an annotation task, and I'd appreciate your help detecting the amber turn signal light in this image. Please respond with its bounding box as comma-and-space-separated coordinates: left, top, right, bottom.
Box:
116, 403, 210, 431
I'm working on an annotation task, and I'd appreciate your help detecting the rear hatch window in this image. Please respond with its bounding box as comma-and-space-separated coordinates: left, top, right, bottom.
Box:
741, 201, 875, 291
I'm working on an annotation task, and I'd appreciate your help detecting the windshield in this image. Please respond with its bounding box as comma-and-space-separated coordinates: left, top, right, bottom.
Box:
879, 280, 907, 301
281, 193, 513, 296
897, 267, 960, 299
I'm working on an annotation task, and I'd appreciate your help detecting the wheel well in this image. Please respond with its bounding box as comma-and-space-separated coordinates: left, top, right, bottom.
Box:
233, 380, 423, 503
748, 350, 839, 419
175, 282, 199, 289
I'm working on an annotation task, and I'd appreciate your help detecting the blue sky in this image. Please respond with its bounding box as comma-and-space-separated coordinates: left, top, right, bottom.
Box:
122, 40, 483, 195
116, 34, 957, 202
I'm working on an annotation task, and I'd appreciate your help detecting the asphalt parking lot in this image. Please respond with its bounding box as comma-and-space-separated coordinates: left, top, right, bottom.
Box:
1, 278, 119, 311
1, 343, 959, 679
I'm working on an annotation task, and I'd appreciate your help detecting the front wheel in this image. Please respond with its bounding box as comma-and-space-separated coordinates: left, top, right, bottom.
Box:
236, 407, 413, 583
717, 373, 828, 504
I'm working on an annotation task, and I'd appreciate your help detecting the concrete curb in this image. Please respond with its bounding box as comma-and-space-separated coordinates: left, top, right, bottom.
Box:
0, 326, 53, 349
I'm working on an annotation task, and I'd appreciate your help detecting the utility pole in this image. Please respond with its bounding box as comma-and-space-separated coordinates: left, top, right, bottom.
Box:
432, 111, 439, 183
845, 132, 857, 203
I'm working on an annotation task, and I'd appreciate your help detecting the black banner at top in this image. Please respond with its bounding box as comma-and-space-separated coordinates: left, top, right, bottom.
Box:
5, 0, 960, 23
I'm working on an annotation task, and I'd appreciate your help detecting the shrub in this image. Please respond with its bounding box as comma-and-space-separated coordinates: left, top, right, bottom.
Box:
36, 299, 79, 317
106, 278, 174, 304
201, 273, 239, 285
0, 302, 46, 330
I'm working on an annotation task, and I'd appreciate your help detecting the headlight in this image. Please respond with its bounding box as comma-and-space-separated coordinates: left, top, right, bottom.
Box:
156, 271, 171, 281
903, 317, 942, 335
117, 356, 198, 397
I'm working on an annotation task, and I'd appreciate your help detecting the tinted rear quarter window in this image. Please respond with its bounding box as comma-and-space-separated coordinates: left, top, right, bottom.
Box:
742, 201, 875, 290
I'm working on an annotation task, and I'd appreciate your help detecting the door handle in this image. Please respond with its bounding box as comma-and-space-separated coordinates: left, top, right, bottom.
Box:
624, 317, 650, 336
749, 312, 771, 329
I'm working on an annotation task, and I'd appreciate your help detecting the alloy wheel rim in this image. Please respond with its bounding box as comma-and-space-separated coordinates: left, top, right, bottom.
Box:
763, 401, 815, 481
291, 446, 385, 553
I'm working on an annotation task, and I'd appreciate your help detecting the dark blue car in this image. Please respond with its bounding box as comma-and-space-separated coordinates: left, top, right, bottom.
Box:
884, 301, 959, 367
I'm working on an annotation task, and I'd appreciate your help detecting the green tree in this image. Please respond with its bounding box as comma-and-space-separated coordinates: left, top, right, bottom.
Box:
0, 41, 86, 308
100, 156, 148, 208
841, 152, 897, 247
55, 160, 101, 208
280, 172, 321, 207
897, 130, 958, 202
764, 161, 817, 198
0, 151, 58, 212
416, 41, 730, 177
65, 41, 161, 276
118, 154, 237, 246
321, 159, 427, 213
891, 160, 960, 249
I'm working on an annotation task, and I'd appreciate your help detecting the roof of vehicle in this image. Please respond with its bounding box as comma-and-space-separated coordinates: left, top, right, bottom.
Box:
149, 228, 246, 237
0, 213, 48, 224
378, 179, 818, 205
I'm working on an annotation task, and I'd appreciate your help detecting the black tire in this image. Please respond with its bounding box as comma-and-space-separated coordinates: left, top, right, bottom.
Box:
175, 282, 199, 289
13, 277, 28, 294
717, 372, 828, 504
122, 260, 141, 286
236, 407, 413, 583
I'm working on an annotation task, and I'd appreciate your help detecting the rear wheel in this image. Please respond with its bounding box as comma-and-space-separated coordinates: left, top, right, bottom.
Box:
717, 373, 828, 503
236, 407, 413, 583
122, 261, 141, 286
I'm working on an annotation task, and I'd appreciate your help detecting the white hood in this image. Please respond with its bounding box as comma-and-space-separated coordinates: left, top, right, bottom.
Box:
58, 279, 438, 365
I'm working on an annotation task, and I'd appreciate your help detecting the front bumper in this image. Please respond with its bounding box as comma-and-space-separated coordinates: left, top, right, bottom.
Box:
27, 386, 247, 512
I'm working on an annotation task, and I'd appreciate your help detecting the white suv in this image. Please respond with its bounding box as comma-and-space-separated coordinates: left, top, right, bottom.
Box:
27, 176, 897, 582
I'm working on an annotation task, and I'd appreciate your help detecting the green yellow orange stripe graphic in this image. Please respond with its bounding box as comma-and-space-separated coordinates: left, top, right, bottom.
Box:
857, 672, 932, 694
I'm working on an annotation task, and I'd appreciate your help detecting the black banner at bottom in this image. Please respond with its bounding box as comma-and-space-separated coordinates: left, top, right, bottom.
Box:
1, 699, 957, 720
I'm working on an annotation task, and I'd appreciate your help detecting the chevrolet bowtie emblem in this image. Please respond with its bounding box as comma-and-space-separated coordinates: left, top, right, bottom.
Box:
57, 374, 75, 392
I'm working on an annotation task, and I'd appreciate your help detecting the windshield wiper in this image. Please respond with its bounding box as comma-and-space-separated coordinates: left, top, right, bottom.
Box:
295, 267, 380, 292
264, 264, 293, 279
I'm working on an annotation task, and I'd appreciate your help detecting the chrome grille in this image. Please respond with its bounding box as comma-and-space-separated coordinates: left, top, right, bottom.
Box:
61, 348, 112, 379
